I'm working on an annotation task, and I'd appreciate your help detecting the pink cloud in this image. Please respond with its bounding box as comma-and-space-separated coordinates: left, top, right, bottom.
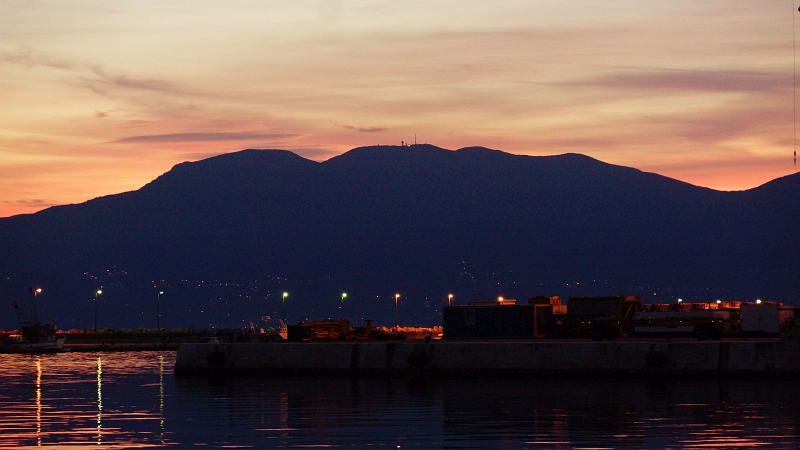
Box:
115, 132, 298, 143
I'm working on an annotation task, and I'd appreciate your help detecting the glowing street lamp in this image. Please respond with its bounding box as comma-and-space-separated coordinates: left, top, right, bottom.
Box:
448, 294, 453, 306
157, 291, 164, 332
394, 294, 400, 330
282, 292, 288, 322
94, 290, 102, 334
31, 287, 42, 322
341, 293, 347, 320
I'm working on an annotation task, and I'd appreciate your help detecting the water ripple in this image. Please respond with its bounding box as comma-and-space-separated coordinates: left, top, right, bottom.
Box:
2, 352, 800, 448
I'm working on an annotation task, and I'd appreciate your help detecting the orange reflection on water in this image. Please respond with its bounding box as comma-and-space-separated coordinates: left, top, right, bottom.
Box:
0, 352, 175, 448
97, 355, 102, 445
159, 354, 165, 444
36, 357, 41, 446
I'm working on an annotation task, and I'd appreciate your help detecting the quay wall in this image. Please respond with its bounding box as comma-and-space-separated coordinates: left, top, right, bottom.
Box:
173, 340, 800, 377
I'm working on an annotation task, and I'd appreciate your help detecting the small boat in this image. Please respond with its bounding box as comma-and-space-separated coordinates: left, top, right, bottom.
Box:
2, 321, 67, 353
1, 287, 67, 353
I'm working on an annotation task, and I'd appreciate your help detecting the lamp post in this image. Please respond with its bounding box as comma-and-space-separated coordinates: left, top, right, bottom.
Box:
394, 294, 400, 330
94, 290, 102, 334
282, 292, 288, 323
31, 287, 42, 322
341, 293, 347, 320
157, 291, 164, 332
448, 294, 453, 307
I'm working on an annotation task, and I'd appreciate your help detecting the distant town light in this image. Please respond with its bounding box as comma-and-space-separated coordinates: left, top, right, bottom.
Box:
716, 299, 721, 304
757, 299, 762, 304
35, 288, 42, 293
97, 290, 102, 295
677, 298, 682, 303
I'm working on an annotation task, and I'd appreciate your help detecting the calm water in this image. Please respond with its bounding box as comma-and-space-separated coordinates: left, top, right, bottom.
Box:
2, 351, 800, 449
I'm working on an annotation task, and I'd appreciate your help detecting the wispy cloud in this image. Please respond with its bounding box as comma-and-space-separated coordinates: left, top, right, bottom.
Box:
4, 198, 59, 208
567, 70, 786, 93
1, 48, 75, 70
331, 121, 385, 133
94, 109, 119, 119
115, 131, 298, 143
88, 66, 181, 94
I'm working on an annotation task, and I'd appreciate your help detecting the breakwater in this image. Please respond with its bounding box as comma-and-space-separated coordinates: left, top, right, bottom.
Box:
174, 339, 800, 377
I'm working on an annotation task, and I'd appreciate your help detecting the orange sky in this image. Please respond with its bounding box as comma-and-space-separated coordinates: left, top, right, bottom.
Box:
1, 1, 799, 217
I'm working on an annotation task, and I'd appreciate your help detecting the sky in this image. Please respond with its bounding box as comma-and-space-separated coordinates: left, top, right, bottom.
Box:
1, 0, 799, 217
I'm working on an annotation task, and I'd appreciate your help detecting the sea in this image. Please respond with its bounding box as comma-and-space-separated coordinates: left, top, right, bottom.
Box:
2, 351, 800, 449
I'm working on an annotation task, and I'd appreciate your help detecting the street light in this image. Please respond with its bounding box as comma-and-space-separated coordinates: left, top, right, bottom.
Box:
394, 294, 400, 330
282, 292, 288, 322
94, 290, 102, 334
31, 287, 42, 322
341, 293, 347, 320
157, 291, 164, 332
448, 294, 453, 307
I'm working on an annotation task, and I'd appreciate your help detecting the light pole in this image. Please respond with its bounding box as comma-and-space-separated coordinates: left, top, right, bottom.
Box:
94, 290, 102, 334
448, 294, 453, 307
31, 287, 42, 322
157, 291, 164, 332
341, 293, 347, 320
282, 292, 288, 323
394, 294, 400, 330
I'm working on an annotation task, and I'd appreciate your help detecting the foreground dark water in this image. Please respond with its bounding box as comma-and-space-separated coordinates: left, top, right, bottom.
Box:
2, 351, 800, 448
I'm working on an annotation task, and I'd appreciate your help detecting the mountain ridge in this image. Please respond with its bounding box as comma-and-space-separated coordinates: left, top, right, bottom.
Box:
1, 145, 797, 330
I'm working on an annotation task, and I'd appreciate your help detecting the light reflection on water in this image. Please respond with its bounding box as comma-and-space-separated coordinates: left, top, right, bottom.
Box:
1, 351, 800, 449
1, 352, 170, 449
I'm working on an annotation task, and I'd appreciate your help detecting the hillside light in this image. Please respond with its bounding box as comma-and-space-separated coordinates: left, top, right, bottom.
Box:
341, 293, 347, 320
395, 294, 400, 330
757, 299, 762, 304
677, 298, 683, 303
716, 299, 722, 304
94, 290, 102, 335
282, 292, 288, 322
448, 294, 453, 306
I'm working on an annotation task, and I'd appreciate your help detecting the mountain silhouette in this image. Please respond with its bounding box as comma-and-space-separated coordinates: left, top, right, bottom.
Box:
1, 145, 798, 330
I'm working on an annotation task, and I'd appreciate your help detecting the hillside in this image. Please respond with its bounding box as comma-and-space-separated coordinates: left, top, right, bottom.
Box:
1, 145, 797, 330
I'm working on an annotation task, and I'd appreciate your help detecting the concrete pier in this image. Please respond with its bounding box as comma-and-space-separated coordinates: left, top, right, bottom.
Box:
173, 339, 800, 377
